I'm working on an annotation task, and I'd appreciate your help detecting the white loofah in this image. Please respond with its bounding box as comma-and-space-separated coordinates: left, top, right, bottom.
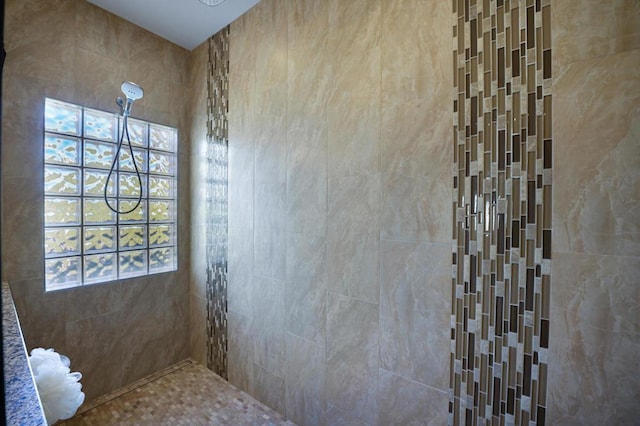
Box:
29, 348, 85, 425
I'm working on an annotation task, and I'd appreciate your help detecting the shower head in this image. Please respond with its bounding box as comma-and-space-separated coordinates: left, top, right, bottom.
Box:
121, 81, 143, 101
117, 81, 144, 116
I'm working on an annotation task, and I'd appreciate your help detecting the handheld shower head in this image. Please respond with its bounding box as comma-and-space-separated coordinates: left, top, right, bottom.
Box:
118, 81, 144, 116
106, 81, 146, 215
122, 81, 143, 101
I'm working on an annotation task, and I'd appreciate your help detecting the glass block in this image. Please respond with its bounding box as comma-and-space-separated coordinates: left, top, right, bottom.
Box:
45, 197, 81, 226
119, 200, 146, 223
45, 257, 81, 290
44, 165, 80, 195
125, 118, 148, 147
149, 176, 173, 198
149, 151, 174, 175
118, 148, 147, 172
118, 173, 146, 198
84, 141, 115, 169
44, 134, 80, 166
84, 253, 116, 283
149, 224, 173, 247
149, 200, 172, 222
84, 169, 115, 196
84, 226, 116, 253
149, 124, 177, 152
44, 227, 80, 258
44, 99, 81, 135
119, 250, 147, 278
149, 247, 174, 272
119, 225, 146, 250
84, 199, 116, 224
84, 108, 118, 142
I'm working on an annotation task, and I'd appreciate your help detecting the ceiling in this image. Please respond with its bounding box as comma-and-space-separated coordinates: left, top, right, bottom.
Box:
86, 0, 261, 50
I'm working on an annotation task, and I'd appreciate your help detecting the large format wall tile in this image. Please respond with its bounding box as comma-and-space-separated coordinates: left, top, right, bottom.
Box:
187, 68, 208, 316
1, 177, 44, 280
63, 280, 125, 323
327, 94, 381, 178
549, 251, 640, 424
75, 0, 132, 60
381, 173, 450, 243
325, 403, 370, 426
65, 310, 128, 401
227, 0, 453, 423
286, 135, 328, 237
548, 307, 640, 425
553, 49, 640, 257
286, 12, 328, 238
326, 293, 379, 425
285, 232, 327, 345
286, 0, 330, 123
381, 97, 451, 180
254, 101, 287, 190
189, 157, 208, 301
5, 41, 75, 88
253, 0, 287, 92
4, 0, 76, 52
377, 369, 448, 426
328, 0, 381, 97
547, 1, 640, 424
253, 364, 287, 415
380, 0, 450, 106
380, 240, 450, 389
227, 87, 255, 316
327, 175, 380, 302
189, 294, 208, 367
227, 310, 254, 393
285, 333, 326, 426
9, 278, 66, 350
254, 181, 287, 281
252, 276, 286, 377
73, 48, 127, 112
162, 275, 190, 360
119, 279, 173, 383
552, 0, 640, 69
1, 76, 49, 179
227, 225, 254, 316
327, 0, 381, 179
552, 252, 639, 336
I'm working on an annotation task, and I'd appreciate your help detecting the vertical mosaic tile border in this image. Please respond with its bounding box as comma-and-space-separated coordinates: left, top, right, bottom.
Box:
206, 26, 230, 379
450, 1, 552, 425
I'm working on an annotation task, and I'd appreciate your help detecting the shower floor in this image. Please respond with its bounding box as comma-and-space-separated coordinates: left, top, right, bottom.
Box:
59, 359, 295, 425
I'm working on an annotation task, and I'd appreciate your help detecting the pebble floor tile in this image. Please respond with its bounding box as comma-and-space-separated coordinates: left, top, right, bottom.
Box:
59, 360, 296, 425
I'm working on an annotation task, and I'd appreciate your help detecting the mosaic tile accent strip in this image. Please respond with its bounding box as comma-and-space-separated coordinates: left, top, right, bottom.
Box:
59, 360, 295, 425
206, 27, 230, 379
450, 1, 552, 425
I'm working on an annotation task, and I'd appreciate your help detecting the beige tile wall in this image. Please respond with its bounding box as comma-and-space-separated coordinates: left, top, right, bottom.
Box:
549, 1, 640, 424
2, 0, 191, 403
216, 1, 640, 424
216, 0, 453, 424
188, 39, 210, 367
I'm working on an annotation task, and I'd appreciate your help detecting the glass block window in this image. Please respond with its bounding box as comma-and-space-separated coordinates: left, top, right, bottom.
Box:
44, 98, 177, 291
